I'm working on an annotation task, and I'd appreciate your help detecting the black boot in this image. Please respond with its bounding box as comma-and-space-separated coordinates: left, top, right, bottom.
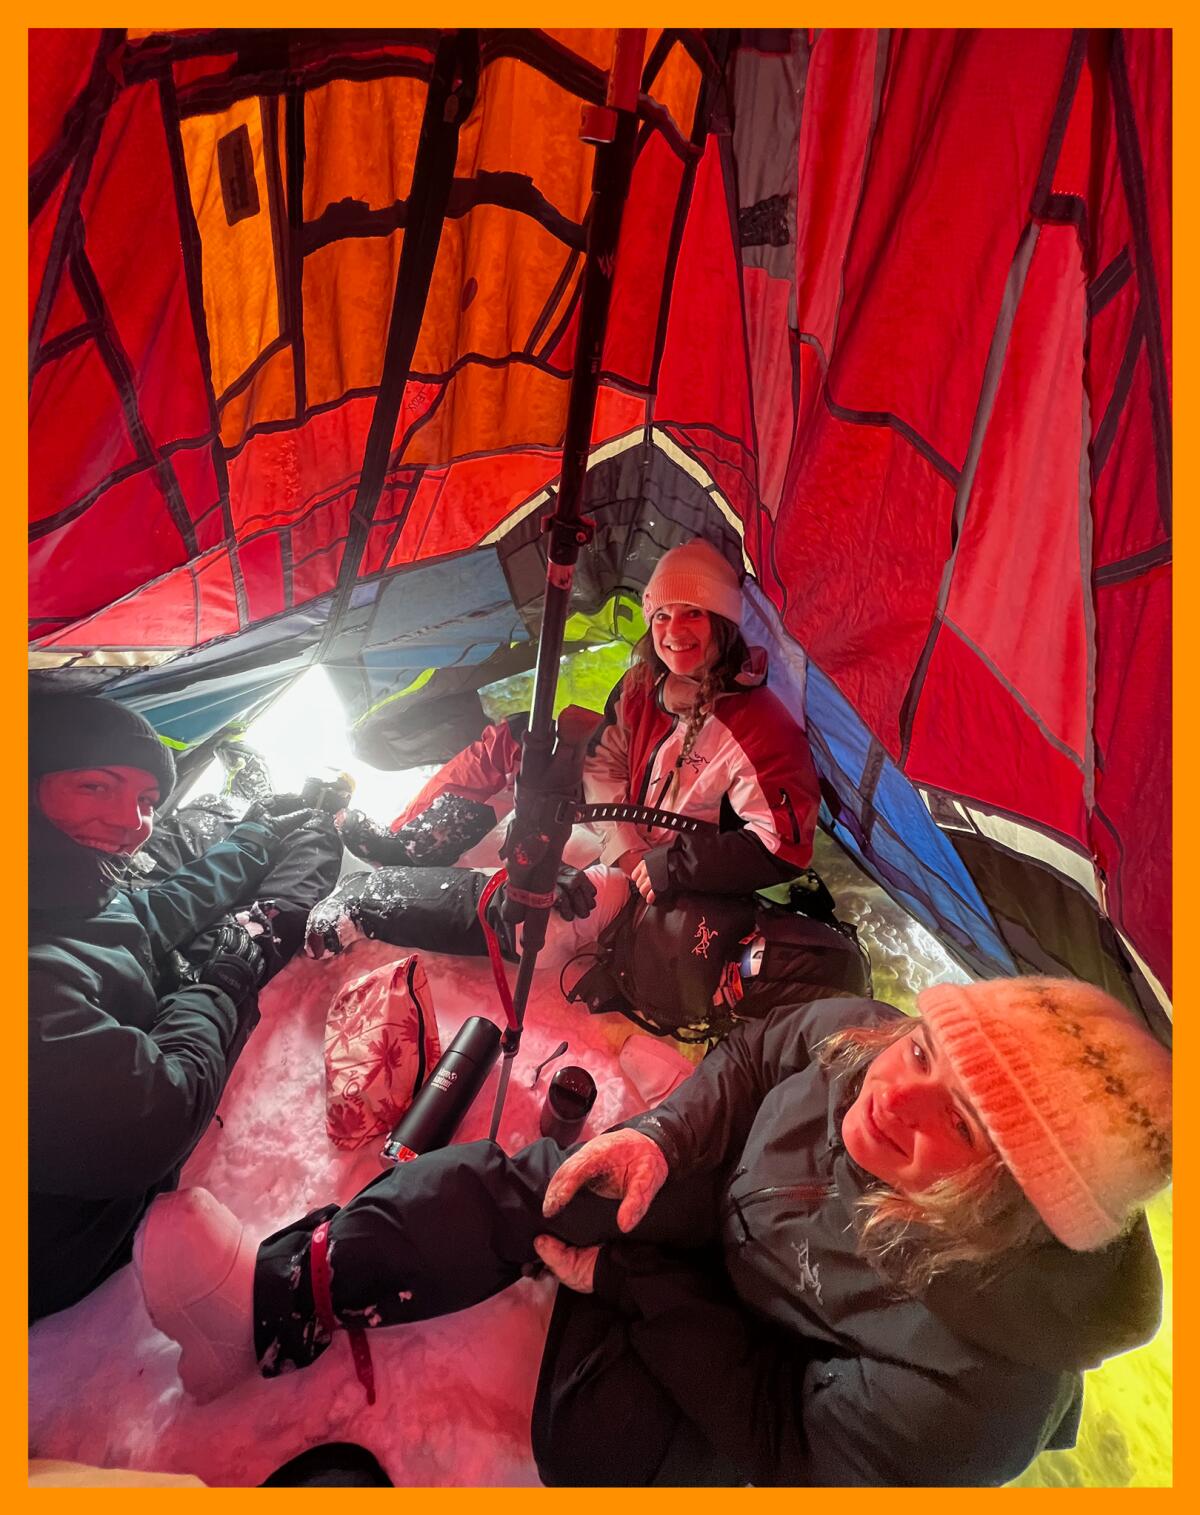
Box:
305, 865, 496, 958
339, 794, 498, 867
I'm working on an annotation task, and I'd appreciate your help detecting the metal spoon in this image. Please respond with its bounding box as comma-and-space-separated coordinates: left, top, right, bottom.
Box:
528, 1040, 569, 1087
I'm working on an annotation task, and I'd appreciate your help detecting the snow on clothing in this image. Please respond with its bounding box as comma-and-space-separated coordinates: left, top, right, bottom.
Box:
28, 810, 340, 1321
305, 860, 636, 976
247, 997, 1161, 1487
140, 797, 344, 959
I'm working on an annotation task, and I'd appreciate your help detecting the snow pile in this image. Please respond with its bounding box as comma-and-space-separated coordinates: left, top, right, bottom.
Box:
29, 942, 659, 1487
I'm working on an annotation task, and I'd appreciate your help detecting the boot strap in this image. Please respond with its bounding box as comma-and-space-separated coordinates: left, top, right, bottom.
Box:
311, 1221, 376, 1406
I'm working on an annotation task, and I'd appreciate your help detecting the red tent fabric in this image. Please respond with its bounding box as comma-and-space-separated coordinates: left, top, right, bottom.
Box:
28, 28, 1171, 1014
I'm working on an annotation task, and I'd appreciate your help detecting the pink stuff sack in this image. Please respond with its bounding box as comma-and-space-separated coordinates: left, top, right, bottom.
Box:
324, 955, 441, 1151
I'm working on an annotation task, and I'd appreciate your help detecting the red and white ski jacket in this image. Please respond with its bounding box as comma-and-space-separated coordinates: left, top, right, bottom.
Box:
582, 655, 820, 897
390, 653, 820, 899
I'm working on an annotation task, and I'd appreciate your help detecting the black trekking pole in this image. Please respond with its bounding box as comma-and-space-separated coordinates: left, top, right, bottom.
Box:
487, 29, 646, 1141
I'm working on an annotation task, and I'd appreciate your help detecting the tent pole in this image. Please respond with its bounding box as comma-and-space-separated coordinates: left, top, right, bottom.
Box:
312, 32, 479, 668
488, 30, 646, 1140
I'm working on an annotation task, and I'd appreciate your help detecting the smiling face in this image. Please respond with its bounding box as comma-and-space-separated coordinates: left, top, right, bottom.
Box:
36, 766, 161, 855
650, 603, 717, 678
841, 1022, 993, 1194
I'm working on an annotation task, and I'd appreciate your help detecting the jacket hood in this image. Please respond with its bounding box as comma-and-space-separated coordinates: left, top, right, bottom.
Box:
732, 643, 769, 688
917, 1213, 1163, 1373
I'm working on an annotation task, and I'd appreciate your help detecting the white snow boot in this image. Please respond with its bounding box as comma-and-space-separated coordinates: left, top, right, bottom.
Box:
132, 1187, 258, 1403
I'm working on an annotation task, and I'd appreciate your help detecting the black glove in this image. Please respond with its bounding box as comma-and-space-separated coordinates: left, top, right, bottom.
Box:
299, 772, 356, 815
257, 791, 308, 812
243, 797, 320, 844
303, 871, 378, 958
195, 924, 266, 1004
552, 864, 597, 922
237, 901, 286, 983
337, 809, 407, 864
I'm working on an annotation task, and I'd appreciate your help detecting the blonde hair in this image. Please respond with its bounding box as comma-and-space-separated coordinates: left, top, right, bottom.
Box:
819, 1019, 1049, 1293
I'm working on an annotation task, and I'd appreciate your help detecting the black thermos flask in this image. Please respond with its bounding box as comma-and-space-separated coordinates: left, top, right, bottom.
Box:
381, 1015, 502, 1164
539, 1065, 597, 1146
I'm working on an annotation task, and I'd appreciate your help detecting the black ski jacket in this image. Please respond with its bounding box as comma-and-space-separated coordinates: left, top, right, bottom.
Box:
28, 812, 279, 1320
613, 997, 1163, 1486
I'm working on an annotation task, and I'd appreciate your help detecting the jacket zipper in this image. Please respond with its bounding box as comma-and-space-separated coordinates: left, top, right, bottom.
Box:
779, 787, 800, 844
406, 957, 430, 1091
722, 1176, 835, 1244
734, 1182, 834, 1210
638, 712, 680, 807
652, 763, 679, 810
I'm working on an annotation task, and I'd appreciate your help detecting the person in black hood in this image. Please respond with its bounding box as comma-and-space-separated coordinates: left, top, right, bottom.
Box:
28, 692, 339, 1321
135, 976, 1169, 1487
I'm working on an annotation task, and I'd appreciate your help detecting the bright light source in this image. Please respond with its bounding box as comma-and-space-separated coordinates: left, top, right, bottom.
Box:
175, 666, 437, 822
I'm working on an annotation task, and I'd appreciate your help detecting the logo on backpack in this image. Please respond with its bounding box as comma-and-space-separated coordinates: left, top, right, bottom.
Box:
692, 917, 718, 958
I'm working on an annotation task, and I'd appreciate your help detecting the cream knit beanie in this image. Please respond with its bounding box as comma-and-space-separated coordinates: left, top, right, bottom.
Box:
642, 539, 742, 626
919, 977, 1172, 1251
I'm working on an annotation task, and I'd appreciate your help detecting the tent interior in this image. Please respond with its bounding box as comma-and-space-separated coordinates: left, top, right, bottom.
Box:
28, 27, 1171, 1487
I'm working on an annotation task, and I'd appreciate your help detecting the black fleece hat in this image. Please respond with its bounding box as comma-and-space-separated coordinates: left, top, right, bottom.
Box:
29, 693, 176, 798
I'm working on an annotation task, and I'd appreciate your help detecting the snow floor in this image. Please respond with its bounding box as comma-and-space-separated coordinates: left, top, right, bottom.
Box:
27, 856, 964, 1485
21, 666, 999, 1487
29, 939, 659, 1486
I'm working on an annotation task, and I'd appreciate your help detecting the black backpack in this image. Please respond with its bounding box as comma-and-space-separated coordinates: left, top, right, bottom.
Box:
567, 878, 871, 1044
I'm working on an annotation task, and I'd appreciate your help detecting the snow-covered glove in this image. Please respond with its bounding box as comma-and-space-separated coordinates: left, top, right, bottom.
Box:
339, 795, 498, 867
542, 1128, 670, 1233
243, 797, 320, 845
232, 900, 286, 983
181, 902, 284, 986
552, 864, 597, 922
257, 790, 307, 812
299, 771, 355, 816
304, 872, 375, 958
194, 923, 266, 1003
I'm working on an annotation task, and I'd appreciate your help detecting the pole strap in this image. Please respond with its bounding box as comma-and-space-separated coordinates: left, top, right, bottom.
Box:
569, 800, 721, 835
476, 869, 517, 1032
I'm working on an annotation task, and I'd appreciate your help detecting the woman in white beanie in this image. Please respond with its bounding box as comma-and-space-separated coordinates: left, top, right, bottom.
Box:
582, 536, 820, 908
308, 538, 822, 980
135, 975, 1169, 1487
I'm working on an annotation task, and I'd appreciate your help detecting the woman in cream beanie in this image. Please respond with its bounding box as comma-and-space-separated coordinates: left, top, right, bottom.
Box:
914, 975, 1172, 1252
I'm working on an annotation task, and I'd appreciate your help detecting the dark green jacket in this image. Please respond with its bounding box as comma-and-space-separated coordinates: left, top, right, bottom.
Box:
28, 813, 277, 1321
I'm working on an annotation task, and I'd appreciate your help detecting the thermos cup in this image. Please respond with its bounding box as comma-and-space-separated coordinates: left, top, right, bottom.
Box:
539, 1065, 597, 1146
381, 1015, 502, 1164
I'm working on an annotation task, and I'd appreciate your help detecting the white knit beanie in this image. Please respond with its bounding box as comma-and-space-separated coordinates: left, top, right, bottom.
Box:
919, 977, 1172, 1251
642, 539, 742, 626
